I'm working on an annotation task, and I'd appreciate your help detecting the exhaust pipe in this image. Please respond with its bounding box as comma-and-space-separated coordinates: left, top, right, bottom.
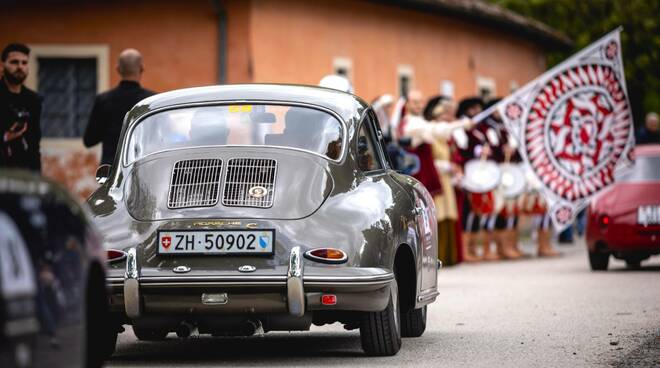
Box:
176, 321, 195, 338
240, 319, 263, 336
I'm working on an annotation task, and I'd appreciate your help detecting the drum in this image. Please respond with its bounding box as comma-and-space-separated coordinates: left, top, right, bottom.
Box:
462, 159, 501, 193
497, 163, 525, 217
499, 163, 526, 199
463, 159, 501, 215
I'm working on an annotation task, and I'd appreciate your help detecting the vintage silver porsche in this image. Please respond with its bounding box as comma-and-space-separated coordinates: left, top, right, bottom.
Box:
89, 84, 439, 357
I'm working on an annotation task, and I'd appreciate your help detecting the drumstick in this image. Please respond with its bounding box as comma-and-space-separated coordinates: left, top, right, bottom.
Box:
504, 146, 512, 164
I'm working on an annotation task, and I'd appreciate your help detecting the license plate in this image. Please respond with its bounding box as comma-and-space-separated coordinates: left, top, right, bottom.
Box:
638, 206, 660, 225
157, 229, 274, 255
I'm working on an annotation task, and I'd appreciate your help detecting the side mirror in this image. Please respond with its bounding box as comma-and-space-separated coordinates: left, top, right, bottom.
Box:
95, 164, 111, 184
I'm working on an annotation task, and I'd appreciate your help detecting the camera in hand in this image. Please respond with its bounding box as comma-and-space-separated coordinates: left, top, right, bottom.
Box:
11, 108, 30, 130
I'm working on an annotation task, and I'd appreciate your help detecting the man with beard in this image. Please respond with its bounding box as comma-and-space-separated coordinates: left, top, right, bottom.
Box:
0, 43, 42, 172
84, 48, 154, 165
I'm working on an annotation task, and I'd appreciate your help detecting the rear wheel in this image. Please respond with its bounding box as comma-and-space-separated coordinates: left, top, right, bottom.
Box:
360, 280, 401, 356
133, 326, 169, 341
400, 305, 427, 337
588, 251, 609, 271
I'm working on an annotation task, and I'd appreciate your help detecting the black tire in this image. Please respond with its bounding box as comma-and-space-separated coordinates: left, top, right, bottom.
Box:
588, 251, 609, 271
400, 305, 427, 337
99, 330, 118, 361
625, 258, 642, 269
133, 326, 169, 341
360, 281, 402, 356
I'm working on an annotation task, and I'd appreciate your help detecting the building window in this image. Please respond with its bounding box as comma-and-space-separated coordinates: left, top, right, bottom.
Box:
25, 45, 109, 138
440, 80, 455, 98
397, 65, 414, 97
476, 76, 496, 102
38, 58, 96, 137
333, 57, 353, 80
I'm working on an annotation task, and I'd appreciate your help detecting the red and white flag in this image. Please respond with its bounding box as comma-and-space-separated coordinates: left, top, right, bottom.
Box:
490, 28, 634, 231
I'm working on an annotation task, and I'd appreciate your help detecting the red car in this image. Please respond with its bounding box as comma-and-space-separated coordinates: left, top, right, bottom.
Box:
586, 144, 660, 270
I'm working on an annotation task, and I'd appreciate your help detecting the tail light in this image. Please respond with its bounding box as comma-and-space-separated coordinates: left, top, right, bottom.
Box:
107, 249, 127, 263
304, 248, 348, 264
599, 214, 610, 229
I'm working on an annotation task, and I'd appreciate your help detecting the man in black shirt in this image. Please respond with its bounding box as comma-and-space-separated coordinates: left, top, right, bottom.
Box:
0, 43, 42, 172
84, 48, 154, 165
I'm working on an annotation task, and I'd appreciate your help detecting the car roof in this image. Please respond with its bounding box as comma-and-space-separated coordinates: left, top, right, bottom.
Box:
130, 84, 370, 125
634, 144, 660, 157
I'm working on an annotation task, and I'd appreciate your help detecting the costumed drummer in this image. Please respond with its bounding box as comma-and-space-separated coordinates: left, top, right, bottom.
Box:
451, 97, 486, 262
482, 99, 525, 259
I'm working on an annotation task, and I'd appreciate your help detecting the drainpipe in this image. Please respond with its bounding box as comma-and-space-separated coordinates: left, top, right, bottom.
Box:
211, 0, 227, 84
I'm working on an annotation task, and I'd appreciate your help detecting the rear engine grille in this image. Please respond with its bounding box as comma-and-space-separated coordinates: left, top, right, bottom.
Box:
168, 159, 223, 209
222, 158, 277, 208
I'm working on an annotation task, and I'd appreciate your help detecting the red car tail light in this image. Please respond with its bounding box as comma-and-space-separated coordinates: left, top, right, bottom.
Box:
107, 249, 127, 263
304, 248, 348, 264
599, 214, 610, 228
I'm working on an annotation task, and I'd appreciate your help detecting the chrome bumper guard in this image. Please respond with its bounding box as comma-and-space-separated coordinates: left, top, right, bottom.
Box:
286, 246, 305, 317
124, 247, 141, 319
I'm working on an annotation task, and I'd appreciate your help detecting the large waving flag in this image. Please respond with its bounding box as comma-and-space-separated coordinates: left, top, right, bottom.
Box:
485, 28, 634, 231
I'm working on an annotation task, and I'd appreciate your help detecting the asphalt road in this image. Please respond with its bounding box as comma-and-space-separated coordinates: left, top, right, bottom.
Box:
105, 239, 660, 367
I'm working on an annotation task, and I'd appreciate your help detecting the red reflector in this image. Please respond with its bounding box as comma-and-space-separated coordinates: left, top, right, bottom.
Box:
321, 294, 337, 305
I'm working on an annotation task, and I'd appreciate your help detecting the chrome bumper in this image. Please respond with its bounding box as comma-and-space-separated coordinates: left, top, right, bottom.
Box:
116, 247, 394, 318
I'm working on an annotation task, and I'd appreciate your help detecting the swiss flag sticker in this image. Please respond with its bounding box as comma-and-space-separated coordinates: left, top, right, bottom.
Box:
161, 235, 172, 250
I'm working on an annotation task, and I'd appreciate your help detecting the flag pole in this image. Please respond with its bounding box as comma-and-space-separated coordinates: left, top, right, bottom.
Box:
470, 103, 499, 124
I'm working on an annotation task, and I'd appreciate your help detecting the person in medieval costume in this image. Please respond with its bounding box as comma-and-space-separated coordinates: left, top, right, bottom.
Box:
399, 91, 472, 265
422, 96, 469, 266
373, 94, 420, 175
452, 97, 486, 262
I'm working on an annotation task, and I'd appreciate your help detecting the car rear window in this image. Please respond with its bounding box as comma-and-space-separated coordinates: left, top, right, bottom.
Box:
616, 155, 660, 182
125, 104, 343, 165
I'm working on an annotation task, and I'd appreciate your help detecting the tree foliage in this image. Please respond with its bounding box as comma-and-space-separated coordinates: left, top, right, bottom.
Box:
490, 0, 660, 126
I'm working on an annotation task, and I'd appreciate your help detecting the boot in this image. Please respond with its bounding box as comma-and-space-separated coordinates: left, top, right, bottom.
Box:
495, 230, 505, 257
509, 228, 526, 258
461, 232, 481, 262
500, 229, 521, 259
537, 229, 560, 257
482, 230, 501, 261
